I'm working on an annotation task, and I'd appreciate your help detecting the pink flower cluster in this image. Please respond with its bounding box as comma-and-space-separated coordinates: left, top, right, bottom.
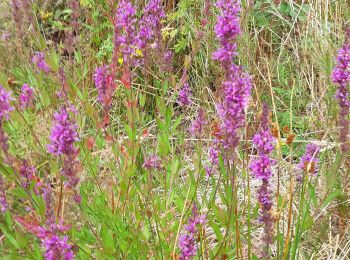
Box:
178, 204, 207, 259
332, 30, 350, 152
209, 0, 252, 164
250, 103, 275, 250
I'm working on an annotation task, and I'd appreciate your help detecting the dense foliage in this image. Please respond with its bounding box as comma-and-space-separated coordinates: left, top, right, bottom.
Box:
0, 0, 349, 259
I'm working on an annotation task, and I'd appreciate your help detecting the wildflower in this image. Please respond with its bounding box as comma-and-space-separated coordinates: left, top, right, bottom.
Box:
209, 0, 252, 163
206, 0, 252, 173
163, 50, 174, 73
20, 160, 36, 188
48, 107, 80, 198
212, 0, 241, 71
189, 108, 206, 136
215, 66, 252, 152
138, 0, 165, 50
208, 146, 219, 166
138, 0, 168, 69
0, 176, 7, 213
0, 85, 14, 121
16, 185, 74, 259
47, 107, 79, 156
0, 85, 14, 213
250, 103, 276, 253
143, 154, 162, 170
114, 0, 139, 66
296, 143, 319, 181
93, 66, 114, 106
19, 84, 34, 108
178, 204, 207, 259
32, 52, 50, 73
331, 29, 350, 152
178, 83, 191, 106
0, 85, 14, 158
42, 235, 73, 260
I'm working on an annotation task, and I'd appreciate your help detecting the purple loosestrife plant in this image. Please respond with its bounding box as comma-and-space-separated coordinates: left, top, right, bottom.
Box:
332, 30, 350, 152
189, 108, 206, 137
32, 52, 50, 73
0, 85, 14, 212
296, 143, 320, 182
138, 0, 165, 50
17, 185, 74, 259
48, 107, 80, 201
212, 0, 241, 71
178, 204, 207, 259
209, 0, 252, 164
138, 0, 169, 68
19, 84, 34, 109
0, 176, 7, 213
250, 103, 276, 255
114, 0, 140, 67
42, 235, 73, 260
93, 66, 114, 107
178, 83, 191, 107
143, 154, 162, 170
0, 85, 14, 122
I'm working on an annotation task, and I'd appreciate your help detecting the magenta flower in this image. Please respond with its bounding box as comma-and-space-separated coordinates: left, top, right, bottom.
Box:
20, 160, 36, 188
114, 0, 140, 66
93, 65, 114, 104
32, 52, 50, 73
212, 0, 241, 71
178, 83, 191, 106
19, 84, 34, 109
209, 0, 252, 166
143, 154, 162, 170
331, 30, 350, 152
16, 184, 74, 259
178, 204, 207, 259
250, 103, 275, 253
0, 85, 14, 213
47, 107, 79, 156
42, 235, 73, 260
48, 107, 80, 198
138, 0, 165, 50
189, 108, 206, 136
0, 176, 7, 213
296, 143, 320, 181
0, 85, 14, 122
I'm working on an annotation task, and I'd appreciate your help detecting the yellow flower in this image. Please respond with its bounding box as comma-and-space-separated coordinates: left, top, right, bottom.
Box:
135, 49, 143, 57
39, 10, 53, 20
118, 58, 123, 65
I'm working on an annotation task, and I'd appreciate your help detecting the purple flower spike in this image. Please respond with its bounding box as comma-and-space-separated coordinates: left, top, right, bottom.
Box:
250, 103, 276, 254
47, 107, 79, 156
143, 154, 162, 170
93, 65, 113, 104
296, 143, 320, 182
189, 108, 206, 136
48, 106, 80, 195
114, 0, 140, 66
0, 85, 14, 122
32, 52, 50, 73
138, 0, 165, 50
42, 235, 73, 260
331, 30, 350, 152
212, 0, 241, 71
178, 204, 207, 259
0, 175, 7, 213
178, 83, 191, 106
207, 0, 252, 168
19, 84, 34, 109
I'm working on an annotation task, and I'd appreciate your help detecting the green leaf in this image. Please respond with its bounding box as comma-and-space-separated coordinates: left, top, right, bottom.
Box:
100, 225, 116, 254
